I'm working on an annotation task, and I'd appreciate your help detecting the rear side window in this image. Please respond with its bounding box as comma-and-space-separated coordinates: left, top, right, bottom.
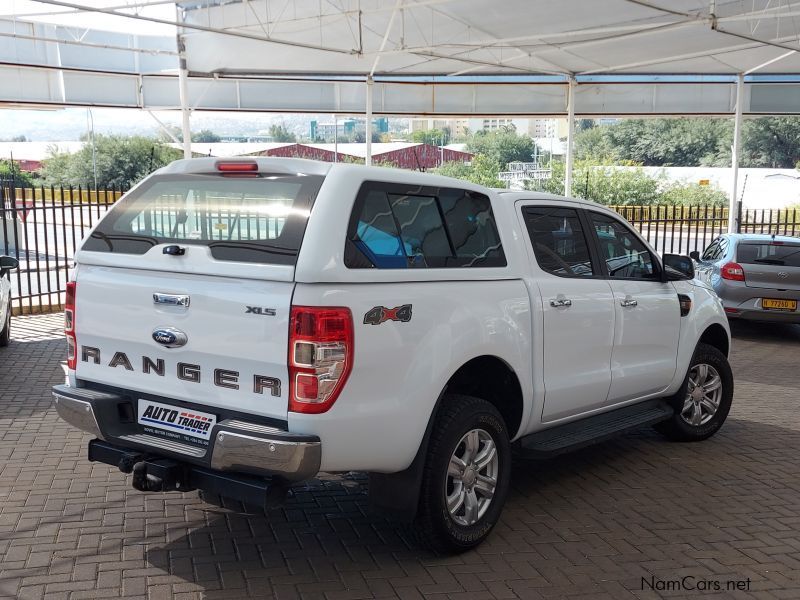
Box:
82, 173, 324, 264
737, 242, 800, 267
522, 206, 594, 277
345, 182, 506, 269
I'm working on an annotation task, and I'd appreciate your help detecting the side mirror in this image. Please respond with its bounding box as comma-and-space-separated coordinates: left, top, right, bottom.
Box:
0, 255, 19, 277
689, 250, 700, 261
662, 253, 695, 281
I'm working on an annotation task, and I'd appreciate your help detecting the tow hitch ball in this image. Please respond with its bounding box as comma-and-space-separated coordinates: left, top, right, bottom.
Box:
118, 453, 194, 493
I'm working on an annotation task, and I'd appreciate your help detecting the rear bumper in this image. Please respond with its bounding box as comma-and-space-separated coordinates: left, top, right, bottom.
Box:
725, 308, 800, 323
52, 384, 321, 483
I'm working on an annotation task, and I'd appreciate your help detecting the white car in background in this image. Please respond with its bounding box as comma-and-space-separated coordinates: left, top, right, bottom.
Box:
0, 255, 19, 346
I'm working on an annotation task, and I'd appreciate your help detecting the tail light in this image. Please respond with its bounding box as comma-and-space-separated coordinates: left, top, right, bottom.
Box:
65, 281, 76, 370
721, 262, 745, 281
289, 306, 353, 414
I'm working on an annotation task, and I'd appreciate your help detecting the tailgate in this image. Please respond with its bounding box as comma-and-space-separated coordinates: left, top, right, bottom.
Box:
738, 241, 800, 291
74, 264, 292, 420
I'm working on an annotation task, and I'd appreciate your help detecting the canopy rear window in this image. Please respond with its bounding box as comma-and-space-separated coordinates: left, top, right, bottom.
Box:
737, 242, 800, 267
82, 173, 324, 264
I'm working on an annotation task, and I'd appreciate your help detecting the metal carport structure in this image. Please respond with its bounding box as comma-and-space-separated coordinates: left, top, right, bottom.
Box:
4, 0, 800, 229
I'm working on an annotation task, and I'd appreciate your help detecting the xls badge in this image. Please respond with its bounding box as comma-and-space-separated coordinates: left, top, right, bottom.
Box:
364, 304, 412, 325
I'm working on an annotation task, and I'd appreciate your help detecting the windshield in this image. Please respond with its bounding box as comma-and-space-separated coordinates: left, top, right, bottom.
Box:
737, 242, 800, 267
82, 173, 325, 264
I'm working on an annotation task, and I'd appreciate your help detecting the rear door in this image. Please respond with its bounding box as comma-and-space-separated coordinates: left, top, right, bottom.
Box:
586, 210, 680, 403
519, 204, 615, 422
73, 169, 325, 421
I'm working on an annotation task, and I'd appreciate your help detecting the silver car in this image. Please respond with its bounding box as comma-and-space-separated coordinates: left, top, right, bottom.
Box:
691, 234, 800, 324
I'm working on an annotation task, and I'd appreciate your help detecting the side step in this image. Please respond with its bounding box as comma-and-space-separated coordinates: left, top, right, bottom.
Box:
515, 399, 674, 459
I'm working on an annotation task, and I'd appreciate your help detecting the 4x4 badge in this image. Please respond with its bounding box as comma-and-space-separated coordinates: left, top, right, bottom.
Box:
364, 304, 412, 325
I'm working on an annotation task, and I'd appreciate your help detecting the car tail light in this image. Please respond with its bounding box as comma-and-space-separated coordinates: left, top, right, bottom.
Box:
216, 161, 258, 176
721, 262, 745, 281
65, 281, 76, 370
289, 306, 353, 414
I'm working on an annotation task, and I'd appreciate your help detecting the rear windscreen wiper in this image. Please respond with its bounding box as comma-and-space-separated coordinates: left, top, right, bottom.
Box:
753, 258, 785, 265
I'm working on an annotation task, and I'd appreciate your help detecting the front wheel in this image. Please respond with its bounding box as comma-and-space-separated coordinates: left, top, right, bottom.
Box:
413, 394, 511, 553
655, 342, 734, 442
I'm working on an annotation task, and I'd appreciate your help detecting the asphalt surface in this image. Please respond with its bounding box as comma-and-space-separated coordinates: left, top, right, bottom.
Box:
1, 314, 799, 599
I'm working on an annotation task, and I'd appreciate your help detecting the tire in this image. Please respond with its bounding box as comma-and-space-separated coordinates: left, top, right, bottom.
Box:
0, 310, 10, 347
654, 342, 734, 442
413, 394, 511, 554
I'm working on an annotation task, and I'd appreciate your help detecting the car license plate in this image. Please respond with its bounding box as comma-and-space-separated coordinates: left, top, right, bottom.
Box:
137, 399, 216, 443
762, 298, 797, 311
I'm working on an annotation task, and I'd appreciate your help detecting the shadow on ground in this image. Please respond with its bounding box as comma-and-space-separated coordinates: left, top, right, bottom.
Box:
144, 417, 800, 598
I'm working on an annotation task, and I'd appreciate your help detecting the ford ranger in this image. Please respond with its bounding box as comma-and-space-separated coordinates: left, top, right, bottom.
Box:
53, 158, 733, 552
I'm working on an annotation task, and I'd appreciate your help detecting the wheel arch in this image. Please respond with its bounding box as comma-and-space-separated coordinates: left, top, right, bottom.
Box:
368, 354, 523, 521
699, 323, 730, 357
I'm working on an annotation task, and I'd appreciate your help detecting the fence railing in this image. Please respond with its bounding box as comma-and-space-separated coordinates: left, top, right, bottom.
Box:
2, 182, 799, 314
1, 183, 126, 313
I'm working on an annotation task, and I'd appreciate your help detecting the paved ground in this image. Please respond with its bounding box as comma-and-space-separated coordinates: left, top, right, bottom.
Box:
1, 315, 800, 600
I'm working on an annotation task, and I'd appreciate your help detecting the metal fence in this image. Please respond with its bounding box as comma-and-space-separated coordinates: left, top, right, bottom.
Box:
2, 181, 799, 314
1, 183, 125, 313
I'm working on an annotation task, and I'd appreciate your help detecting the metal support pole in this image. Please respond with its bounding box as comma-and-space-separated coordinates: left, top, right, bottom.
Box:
565, 77, 576, 197
365, 77, 373, 166
729, 73, 744, 233
176, 7, 192, 160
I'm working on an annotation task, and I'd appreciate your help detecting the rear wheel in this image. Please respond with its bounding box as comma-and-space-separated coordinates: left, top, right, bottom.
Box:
413, 394, 511, 553
655, 343, 733, 441
0, 310, 10, 347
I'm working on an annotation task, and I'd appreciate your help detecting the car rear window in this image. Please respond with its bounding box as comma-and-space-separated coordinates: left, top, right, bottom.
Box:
82, 173, 324, 264
737, 242, 800, 267
345, 181, 506, 269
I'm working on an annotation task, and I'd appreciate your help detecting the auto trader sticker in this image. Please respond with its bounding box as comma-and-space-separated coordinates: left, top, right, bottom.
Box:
137, 399, 217, 444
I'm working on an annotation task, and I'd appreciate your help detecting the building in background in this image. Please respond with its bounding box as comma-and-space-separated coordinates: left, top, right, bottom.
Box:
310, 117, 389, 141
410, 118, 470, 138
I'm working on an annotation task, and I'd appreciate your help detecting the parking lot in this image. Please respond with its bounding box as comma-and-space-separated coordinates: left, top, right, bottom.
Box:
0, 314, 799, 600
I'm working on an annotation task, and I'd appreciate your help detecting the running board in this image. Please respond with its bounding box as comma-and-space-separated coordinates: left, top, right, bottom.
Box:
516, 399, 674, 459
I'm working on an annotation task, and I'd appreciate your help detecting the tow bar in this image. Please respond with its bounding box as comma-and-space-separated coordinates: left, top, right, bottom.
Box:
88, 439, 289, 509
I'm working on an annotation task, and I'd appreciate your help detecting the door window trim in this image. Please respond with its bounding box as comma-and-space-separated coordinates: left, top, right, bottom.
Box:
520, 204, 605, 279
583, 208, 664, 282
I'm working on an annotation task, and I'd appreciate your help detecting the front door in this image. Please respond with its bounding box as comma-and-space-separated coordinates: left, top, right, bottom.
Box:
586, 211, 681, 403
520, 205, 616, 422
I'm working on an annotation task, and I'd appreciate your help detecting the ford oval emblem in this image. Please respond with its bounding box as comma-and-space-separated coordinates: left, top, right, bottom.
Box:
152, 327, 188, 348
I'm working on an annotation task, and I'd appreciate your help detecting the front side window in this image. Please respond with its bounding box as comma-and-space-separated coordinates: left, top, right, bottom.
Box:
346, 182, 506, 269
589, 213, 657, 279
522, 207, 594, 277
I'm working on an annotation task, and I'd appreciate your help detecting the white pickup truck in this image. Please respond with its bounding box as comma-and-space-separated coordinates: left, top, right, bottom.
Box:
53, 158, 733, 552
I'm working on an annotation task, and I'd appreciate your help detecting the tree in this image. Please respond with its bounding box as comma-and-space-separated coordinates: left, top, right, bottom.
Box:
352, 130, 381, 143
435, 155, 504, 188
269, 124, 296, 142
0, 160, 35, 186
192, 129, 221, 143
466, 130, 541, 169
410, 128, 450, 145
575, 119, 732, 167
40, 135, 182, 189
532, 159, 726, 206
741, 117, 800, 168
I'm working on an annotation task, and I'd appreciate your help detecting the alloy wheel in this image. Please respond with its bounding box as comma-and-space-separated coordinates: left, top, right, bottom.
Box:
681, 363, 723, 426
445, 428, 499, 526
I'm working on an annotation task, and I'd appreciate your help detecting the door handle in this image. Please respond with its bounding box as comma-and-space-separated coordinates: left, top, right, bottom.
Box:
549, 296, 572, 308
620, 296, 638, 307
